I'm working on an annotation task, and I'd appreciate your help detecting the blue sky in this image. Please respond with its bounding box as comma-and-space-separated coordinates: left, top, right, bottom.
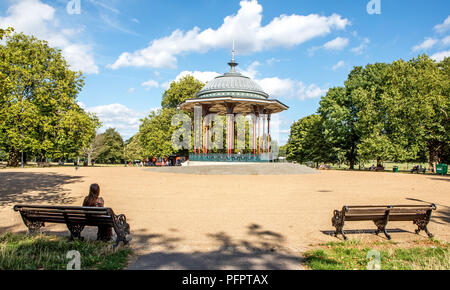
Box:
1, 0, 449, 143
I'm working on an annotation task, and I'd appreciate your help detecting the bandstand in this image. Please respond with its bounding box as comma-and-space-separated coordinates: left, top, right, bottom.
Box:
180, 51, 288, 162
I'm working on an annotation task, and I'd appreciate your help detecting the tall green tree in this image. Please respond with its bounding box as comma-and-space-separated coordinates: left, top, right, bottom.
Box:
383, 55, 449, 170
0, 33, 99, 166
318, 87, 359, 169
92, 128, 124, 164
161, 75, 204, 109
286, 114, 333, 166
139, 108, 177, 158
125, 133, 146, 161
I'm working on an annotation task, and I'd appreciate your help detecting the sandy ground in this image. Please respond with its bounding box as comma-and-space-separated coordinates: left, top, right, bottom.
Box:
0, 166, 449, 269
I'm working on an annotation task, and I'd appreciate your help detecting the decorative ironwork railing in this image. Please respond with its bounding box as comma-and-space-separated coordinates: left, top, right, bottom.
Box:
189, 153, 273, 162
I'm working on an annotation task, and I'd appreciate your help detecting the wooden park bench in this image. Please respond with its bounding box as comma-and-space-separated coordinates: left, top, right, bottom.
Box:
14, 205, 131, 247
331, 204, 436, 240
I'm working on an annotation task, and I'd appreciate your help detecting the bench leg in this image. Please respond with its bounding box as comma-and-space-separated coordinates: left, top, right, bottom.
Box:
112, 214, 131, 247
67, 224, 85, 241
374, 219, 391, 240
332, 210, 347, 240
414, 211, 434, 238
22, 218, 44, 235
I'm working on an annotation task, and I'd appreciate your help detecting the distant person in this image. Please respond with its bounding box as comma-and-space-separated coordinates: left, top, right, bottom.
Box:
83, 184, 113, 242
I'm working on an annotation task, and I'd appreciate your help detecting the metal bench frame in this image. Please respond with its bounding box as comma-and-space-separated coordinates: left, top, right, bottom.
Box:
14, 205, 131, 247
332, 204, 436, 240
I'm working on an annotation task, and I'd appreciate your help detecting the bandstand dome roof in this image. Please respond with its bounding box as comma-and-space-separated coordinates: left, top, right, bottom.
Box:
197, 70, 269, 100
179, 53, 288, 115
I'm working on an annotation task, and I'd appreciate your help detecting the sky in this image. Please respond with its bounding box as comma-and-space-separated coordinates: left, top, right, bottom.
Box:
1, 0, 449, 144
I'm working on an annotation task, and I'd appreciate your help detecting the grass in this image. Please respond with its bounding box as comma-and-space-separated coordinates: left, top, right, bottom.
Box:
304, 239, 450, 270
0, 233, 132, 270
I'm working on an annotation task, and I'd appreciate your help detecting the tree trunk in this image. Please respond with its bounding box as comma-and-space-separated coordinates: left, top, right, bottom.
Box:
428, 143, 440, 173
349, 144, 356, 170
7, 149, 20, 167
377, 158, 382, 167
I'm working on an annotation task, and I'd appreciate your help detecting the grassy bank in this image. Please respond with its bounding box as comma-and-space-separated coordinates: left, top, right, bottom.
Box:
0, 233, 132, 270
304, 240, 450, 270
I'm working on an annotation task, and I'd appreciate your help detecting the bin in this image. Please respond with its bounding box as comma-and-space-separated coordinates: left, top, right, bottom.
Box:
436, 164, 448, 175
393, 166, 399, 173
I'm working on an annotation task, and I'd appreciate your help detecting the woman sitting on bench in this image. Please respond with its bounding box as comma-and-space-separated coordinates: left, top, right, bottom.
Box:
83, 184, 113, 242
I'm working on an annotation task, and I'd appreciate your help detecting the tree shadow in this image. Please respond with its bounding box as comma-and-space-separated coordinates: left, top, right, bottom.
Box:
428, 177, 450, 182
128, 224, 303, 270
0, 172, 82, 206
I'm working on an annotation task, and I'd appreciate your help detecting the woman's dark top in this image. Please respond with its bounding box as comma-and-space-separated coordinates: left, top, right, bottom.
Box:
82, 196, 112, 241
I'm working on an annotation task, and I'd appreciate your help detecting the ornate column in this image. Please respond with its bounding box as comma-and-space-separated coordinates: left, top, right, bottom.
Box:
267, 112, 271, 154
225, 103, 236, 156
202, 105, 211, 155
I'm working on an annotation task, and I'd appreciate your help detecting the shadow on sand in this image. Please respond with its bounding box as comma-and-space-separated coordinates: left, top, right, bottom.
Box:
321, 228, 410, 240
0, 172, 82, 206
128, 224, 303, 270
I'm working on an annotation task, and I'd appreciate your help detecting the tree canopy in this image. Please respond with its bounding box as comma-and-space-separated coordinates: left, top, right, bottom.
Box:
139, 108, 177, 158
91, 128, 124, 164
287, 54, 449, 170
0, 32, 100, 166
161, 75, 204, 109
137, 75, 205, 158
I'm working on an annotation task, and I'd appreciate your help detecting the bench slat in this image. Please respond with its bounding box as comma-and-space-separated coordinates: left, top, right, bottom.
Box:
346, 213, 425, 221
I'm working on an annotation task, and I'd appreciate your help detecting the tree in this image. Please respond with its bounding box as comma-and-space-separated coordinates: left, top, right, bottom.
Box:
139, 108, 177, 158
350, 63, 397, 166
0, 33, 99, 166
382, 55, 449, 170
0, 27, 13, 40
286, 115, 333, 166
161, 75, 204, 109
318, 87, 359, 169
125, 133, 146, 161
92, 128, 124, 164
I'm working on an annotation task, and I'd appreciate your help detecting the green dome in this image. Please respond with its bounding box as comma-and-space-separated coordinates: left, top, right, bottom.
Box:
196, 61, 269, 100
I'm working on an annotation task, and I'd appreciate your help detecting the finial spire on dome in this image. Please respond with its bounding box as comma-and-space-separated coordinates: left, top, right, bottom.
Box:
228, 40, 238, 73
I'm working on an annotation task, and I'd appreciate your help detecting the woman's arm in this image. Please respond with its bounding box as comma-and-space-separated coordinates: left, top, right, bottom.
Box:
97, 197, 105, 207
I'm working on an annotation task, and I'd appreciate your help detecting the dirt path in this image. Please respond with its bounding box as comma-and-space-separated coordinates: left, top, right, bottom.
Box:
1, 166, 448, 269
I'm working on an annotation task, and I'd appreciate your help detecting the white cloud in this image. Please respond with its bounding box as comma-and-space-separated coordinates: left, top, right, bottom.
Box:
351, 38, 370, 55
141, 79, 159, 90
239, 61, 260, 79
256, 77, 296, 97
266, 57, 280, 65
297, 82, 328, 100
128, 88, 135, 93
0, 0, 99, 74
442, 35, 450, 46
175, 71, 220, 83
323, 37, 349, 50
161, 81, 171, 90
109, 0, 350, 69
431, 50, 450, 62
332, 60, 345, 71
257, 77, 327, 100
434, 15, 450, 33
412, 37, 438, 52
87, 104, 146, 139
